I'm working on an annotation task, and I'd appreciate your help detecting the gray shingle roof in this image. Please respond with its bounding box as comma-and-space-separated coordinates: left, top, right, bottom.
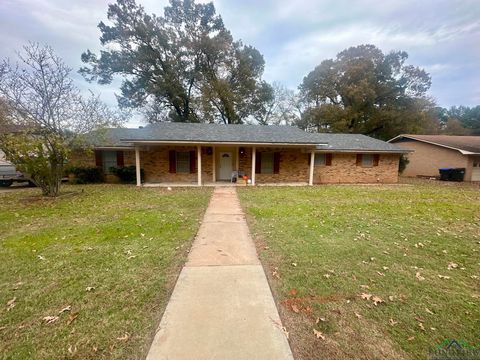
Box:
314, 133, 409, 153
87, 123, 408, 153
121, 123, 323, 144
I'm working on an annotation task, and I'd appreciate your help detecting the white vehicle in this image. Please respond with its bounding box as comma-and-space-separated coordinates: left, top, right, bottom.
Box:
0, 151, 32, 187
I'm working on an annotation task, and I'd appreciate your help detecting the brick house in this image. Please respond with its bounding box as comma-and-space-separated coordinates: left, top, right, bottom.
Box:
74, 123, 408, 186
388, 134, 480, 182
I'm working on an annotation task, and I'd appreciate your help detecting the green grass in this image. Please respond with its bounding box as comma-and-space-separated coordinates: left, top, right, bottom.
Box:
0, 184, 212, 359
238, 182, 480, 360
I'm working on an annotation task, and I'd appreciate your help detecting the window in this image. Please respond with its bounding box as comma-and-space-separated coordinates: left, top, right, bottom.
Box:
260, 152, 274, 174
315, 154, 326, 166
176, 151, 190, 173
314, 153, 332, 166
102, 151, 117, 173
362, 154, 374, 167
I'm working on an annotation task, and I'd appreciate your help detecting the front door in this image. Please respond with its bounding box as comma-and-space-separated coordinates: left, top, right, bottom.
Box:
219, 152, 233, 180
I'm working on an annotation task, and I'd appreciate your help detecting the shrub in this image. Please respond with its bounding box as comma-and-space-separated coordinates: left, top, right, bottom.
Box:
67, 166, 104, 184
399, 155, 410, 174
110, 166, 144, 183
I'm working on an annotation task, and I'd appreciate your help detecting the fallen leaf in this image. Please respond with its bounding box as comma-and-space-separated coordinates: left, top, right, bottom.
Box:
323, 274, 331, 279
438, 275, 451, 279
447, 262, 458, 270
67, 313, 79, 325
291, 262, 297, 267
418, 322, 425, 332
388, 296, 394, 302
43, 316, 59, 324
6, 297, 16, 311
85, 286, 95, 292
316, 317, 326, 324
290, 288, 298, 297
416, 272, 425, 281
354, 312, 362, 319
360, 285, 370, 289
313, 329, 325, 340
360, 293, 372, 300
425, 308, 434, 315
382, 266, 389, 271
58, 305, 71, 314
377, 271, 385, 277
389, 318, 398, 326
372, 296, 384, 306
68, 345, 77, 354
127, 255, 136, 260
291, 304, 300, 313
37, 255, 46, 261
116, 333, 130, 342
408, 336, 415, 341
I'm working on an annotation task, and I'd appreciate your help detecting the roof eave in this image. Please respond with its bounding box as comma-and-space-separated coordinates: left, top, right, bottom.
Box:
389, 135, 478, 154
121, 139, 327, 147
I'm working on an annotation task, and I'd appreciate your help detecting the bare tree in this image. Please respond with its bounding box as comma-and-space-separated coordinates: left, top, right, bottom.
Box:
0, 43, 125, 196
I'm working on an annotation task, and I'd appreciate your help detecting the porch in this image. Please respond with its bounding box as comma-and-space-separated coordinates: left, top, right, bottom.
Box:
133, 144, 317, 187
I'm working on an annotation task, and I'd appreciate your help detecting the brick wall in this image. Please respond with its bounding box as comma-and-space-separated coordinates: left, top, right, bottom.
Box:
254, 147, 309, 184
313, 153, 399, 184
142, 145, 214, 184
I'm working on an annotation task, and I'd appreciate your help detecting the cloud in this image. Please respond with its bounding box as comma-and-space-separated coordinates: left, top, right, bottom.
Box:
0, 0, 479, 124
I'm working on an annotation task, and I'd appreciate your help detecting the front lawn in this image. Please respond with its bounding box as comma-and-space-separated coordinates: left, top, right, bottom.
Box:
238, 182, 480, 359
0, 185, 212, 359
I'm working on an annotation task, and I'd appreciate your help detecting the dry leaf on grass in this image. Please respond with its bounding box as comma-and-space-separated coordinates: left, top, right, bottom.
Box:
58, 305, 71, 314
408, 336, 415, 341
438, 275, 451, 279
360, 293, 372, 300
377, 271, 385, 277
418, 322, 426, 332
43, 316, 59, 324
354, 312, 362, 319
291, 304, 300, 313
389, 318, 398, 326
360, 285, 370, 289
447, 262, 458, 270
372, 296, 384, 306
425, 308, 434, 315
67, 313, 79, 325
291, 262, 297, 267
85, 286, 95, 292
68, 345, 77, 354
415, 272, 425, 281
388, 296, 394, 302
6, 297, 16, 311
116, 333, 130, 342
313, 329, 325, 340
323, 274, 331, 279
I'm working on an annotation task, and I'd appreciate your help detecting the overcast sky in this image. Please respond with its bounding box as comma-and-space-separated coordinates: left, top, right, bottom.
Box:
1, 0, 479, 126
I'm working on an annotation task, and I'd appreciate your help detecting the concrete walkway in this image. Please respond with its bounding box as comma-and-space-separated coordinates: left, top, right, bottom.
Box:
146, 187, 293, 360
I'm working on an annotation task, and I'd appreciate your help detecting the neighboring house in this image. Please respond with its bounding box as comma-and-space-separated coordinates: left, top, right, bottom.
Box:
389, 134, 480, 182
73, 123, 408, 186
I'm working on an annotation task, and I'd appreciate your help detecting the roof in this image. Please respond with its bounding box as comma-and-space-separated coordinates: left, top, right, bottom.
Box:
313, 133, 408, 153
121, 123, 324, 145
87, 123, 408, 153
389, 134, 480, 155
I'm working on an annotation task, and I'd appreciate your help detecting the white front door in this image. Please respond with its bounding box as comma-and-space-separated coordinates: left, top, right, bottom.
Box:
472, 158, 480, 181
219, 152, 233, 180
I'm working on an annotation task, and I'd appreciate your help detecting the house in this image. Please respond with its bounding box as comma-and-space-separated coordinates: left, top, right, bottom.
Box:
388, 134, 480, 182
72, 123, 408, 186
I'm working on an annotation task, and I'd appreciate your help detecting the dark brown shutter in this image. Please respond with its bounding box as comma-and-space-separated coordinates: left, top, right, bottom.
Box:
95, 150, 102, 167
189, 150, 196, 173
169, 150, 176, 173
273, 152, 280, 174
356, 154, 362, 166
326, 153, 332, 166
373, 154, 380, 166
116, 151, 124, 167
255, 152, 262, 174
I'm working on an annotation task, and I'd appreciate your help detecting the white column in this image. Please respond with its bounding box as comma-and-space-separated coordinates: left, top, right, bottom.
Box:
197, 145, 202, 186
212, 146, 216, 183
236, 146, 240, 171
135, 146, 141, 187
251, 147, 256, 186
309, 151, 315, 186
